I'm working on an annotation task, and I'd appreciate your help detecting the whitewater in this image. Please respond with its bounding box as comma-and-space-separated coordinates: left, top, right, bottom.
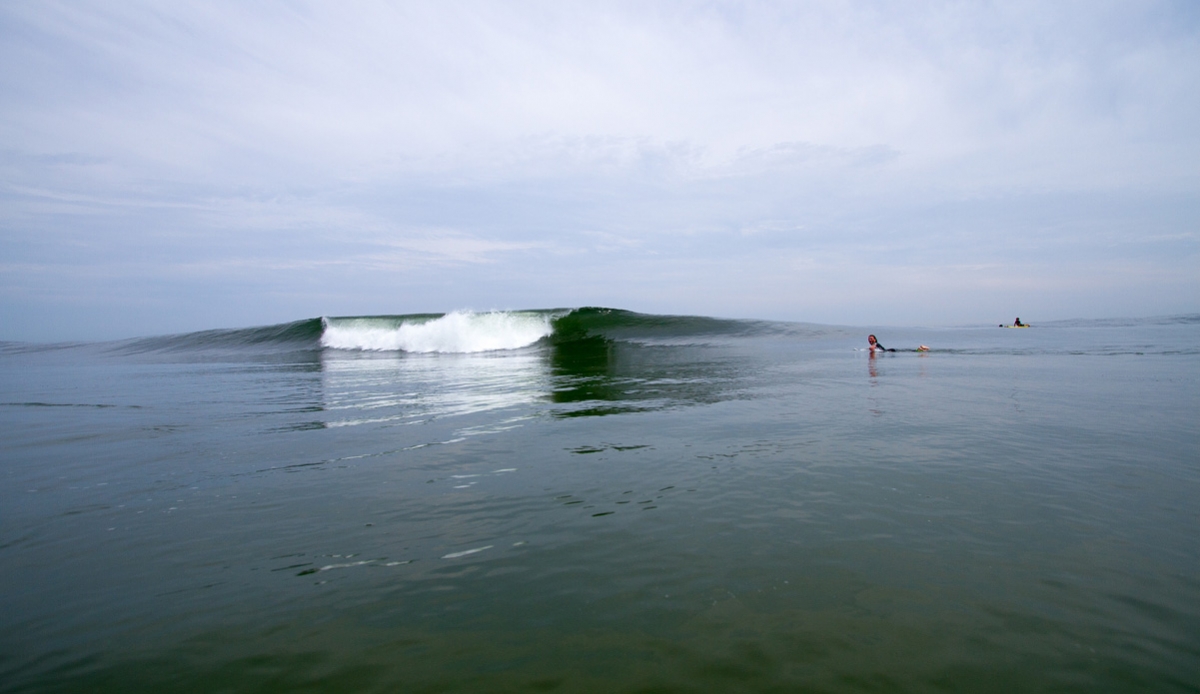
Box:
319, 311, 559, 353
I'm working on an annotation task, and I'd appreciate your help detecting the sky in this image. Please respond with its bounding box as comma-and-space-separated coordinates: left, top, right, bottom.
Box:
1, 1, 1198, 341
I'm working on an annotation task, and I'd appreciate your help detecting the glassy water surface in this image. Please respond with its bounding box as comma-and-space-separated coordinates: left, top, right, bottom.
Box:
2, 311, 1198, 692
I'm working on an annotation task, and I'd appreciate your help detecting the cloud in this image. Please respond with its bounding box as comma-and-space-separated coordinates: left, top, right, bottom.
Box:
0, 1, 1197, 339
6, 2, 1195, 183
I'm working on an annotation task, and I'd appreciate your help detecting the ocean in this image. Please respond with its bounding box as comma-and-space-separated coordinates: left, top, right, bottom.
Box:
2, 308, 1198, 693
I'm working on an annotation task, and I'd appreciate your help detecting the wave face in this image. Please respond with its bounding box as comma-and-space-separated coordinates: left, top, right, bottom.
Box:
547, 307, 771, 344
117, 318, 325, 354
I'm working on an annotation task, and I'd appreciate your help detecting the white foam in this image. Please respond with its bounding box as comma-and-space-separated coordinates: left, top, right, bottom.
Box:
316, 560, 372, 572
321, 311, 554, 353
442, 545, 493, 559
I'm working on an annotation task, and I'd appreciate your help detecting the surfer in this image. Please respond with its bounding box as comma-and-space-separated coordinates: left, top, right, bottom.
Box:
1014, 317, 1024, 327
869, 334, 930, 353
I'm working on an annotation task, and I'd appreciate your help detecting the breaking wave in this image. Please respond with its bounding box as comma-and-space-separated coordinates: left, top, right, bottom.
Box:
319, 308, 772, 353
113, 307, 774, 355
321, 311, 556, 353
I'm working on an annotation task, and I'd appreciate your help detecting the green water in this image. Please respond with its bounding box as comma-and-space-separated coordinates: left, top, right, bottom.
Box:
2, 316, 1198, 692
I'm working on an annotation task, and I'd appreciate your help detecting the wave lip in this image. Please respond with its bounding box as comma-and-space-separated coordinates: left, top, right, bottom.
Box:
321, 311, 556, 353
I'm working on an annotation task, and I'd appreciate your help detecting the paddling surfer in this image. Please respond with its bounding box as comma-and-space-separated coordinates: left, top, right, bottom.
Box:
868, 334, 929, 353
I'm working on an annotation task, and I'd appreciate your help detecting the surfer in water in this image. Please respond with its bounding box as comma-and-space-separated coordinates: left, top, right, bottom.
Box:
868, 335, 929, 353
1014, 317, 1024, 327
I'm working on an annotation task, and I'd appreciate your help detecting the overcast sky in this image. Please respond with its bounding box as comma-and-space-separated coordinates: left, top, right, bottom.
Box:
2, 1, 1198, 340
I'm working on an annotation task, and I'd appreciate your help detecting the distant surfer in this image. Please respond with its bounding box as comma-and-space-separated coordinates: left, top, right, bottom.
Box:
869, 334, 929, 353
1014, 317, 1024, 327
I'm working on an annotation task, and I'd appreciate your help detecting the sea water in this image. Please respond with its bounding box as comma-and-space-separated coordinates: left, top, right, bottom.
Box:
1, 309, 1198, 693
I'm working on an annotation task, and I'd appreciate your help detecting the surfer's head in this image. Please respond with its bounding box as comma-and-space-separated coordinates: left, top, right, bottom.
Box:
868, 334, 878, 346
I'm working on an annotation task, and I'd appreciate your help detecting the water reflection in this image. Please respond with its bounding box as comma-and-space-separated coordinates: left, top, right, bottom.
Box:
547, 338, 742, 417
548, 337, 644, 416
319, 349, 552, 429
315, 338, 744, 428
